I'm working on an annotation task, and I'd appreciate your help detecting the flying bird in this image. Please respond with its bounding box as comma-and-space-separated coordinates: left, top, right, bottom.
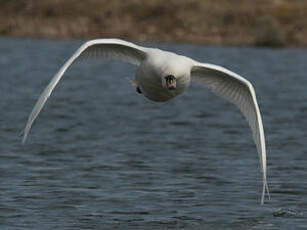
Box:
22, 39, 269, 204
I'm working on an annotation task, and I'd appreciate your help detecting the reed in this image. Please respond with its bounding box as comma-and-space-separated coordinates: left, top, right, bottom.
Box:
1, 0, 306, 46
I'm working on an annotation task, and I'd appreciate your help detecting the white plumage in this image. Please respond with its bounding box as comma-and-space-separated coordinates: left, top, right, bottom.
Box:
22, 39, 269, 204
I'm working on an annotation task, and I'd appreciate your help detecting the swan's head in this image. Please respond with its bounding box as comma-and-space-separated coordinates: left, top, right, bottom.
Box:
162, 75, 177, 90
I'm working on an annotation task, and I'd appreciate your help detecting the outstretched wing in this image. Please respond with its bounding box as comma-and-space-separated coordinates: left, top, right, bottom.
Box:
22, 39, 148, 143
191, 62, 269, 204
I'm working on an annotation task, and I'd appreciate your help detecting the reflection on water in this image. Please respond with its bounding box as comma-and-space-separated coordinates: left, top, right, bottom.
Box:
1, 37, 307, 229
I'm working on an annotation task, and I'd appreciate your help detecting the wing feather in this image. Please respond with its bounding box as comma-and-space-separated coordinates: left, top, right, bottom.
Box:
22, 39, 148, 143
191, 62, 269, 204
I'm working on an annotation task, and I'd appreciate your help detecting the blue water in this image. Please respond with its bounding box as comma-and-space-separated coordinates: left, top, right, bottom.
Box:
1, 37, 307, 229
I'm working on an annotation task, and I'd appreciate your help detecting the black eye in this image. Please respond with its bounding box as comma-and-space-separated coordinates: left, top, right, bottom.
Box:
165, 75, 176, 80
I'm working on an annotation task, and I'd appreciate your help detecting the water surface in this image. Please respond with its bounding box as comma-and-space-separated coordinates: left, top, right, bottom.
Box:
1, 37, 307, 229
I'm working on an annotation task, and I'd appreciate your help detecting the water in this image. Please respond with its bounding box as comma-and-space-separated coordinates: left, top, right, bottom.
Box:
1, 36, 307, 229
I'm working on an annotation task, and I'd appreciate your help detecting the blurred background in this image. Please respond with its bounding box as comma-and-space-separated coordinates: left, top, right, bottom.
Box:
1, 0, 307, 46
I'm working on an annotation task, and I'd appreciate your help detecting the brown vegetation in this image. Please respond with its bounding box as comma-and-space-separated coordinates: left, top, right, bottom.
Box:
1, 0, 307, 46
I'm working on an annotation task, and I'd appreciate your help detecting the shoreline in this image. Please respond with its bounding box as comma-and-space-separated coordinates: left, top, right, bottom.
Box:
1, 0, 307, 47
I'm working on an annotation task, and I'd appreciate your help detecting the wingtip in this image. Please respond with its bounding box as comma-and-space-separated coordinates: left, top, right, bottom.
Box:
260, 180, 270, 205
22, 135, 27, 145
261, 182, 265, 205
19, 128, 28, 145
266, 182, 271, 200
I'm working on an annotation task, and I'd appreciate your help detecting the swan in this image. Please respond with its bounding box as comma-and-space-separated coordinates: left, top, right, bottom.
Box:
22, 39, 270, 204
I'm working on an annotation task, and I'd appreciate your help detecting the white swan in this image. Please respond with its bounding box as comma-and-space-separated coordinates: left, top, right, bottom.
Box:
22, 39, 269, 204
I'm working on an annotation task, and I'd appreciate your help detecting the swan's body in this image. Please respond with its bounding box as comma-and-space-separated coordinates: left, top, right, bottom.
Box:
135, 49, 193, 101
22, 39, 269, 204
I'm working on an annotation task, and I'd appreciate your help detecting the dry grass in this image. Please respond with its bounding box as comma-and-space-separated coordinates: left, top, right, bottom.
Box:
1, 0, 307, 46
